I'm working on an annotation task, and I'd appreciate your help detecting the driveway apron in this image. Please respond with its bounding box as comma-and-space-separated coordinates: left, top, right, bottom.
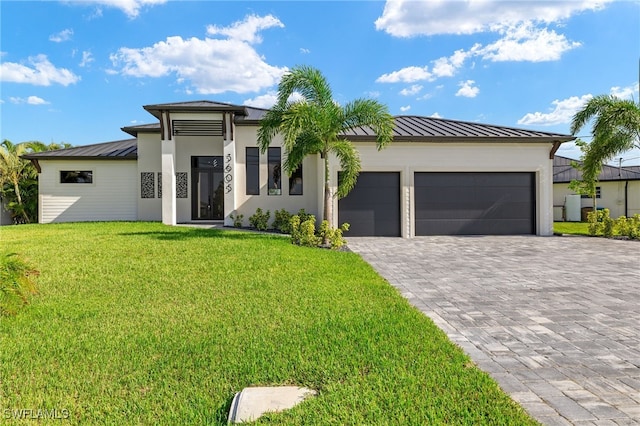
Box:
347, 236, 640, 426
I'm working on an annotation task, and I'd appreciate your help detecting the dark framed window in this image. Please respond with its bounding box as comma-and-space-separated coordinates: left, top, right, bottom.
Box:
246, 147, 260, 195
60, 170, 93, 184
289, 164, 303, 195
268, 147, 281, 195
581, 187, 601, 199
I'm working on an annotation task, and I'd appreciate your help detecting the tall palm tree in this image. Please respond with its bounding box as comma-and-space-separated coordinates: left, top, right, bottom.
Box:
258, 65, 394, 226
571, 95, 640, 173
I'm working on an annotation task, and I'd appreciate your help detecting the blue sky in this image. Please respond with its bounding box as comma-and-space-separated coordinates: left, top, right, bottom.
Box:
1, 0, 639, 165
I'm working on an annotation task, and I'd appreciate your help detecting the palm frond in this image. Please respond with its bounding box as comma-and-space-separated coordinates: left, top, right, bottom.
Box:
331, 140, 361, 199
341, 99, 395, 150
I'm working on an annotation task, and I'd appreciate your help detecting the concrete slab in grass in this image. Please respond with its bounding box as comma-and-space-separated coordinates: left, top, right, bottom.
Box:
228, 386, 317, 424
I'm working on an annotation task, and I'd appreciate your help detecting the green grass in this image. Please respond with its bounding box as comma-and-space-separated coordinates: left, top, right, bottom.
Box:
0, 222, 538, 425
554, 221, 590, 235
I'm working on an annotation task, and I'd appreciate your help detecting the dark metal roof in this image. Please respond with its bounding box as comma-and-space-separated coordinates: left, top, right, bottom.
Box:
122, 122, 160, 137
22, 139, 137, 160
143, 100, 247, 119
553, 155, 640, 183
343, 116, 574, 142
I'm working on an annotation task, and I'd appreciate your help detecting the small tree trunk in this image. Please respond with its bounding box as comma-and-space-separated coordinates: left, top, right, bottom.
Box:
322, 153, 332, 245
13, 180, 29, 223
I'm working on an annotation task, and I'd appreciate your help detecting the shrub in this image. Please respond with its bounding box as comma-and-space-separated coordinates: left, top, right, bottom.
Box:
290, 214, 321, 247
615, 216, 629, 237
0, 253, 38, 316
296, 208, 314, 225
587, 210, 603, 236
319, 220, 350, 250
628, 214, 640, 240
273, 209, 293, 234
248, 208, 270, 231
601, 209, 614, 238
229, 213, 244, 228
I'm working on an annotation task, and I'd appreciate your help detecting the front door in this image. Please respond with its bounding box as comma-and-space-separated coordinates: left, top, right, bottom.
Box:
191, 156, 224, 220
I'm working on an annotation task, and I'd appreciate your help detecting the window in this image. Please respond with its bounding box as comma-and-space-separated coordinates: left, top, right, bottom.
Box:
268, 147, 281, 195
60, 170, 92, 184
246, 147, 260, 195
581, 186, 601, 199
289, 164, 303, 195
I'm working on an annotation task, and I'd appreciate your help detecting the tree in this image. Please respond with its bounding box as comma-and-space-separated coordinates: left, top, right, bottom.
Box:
571, 94, 640, 173
258, 65, 394, 227
0, 140, 71, 223
568, 139, 601, 211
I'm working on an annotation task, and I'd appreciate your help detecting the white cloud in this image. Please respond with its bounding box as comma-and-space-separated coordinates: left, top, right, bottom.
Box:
399, 84, 423, 96
300, 48, 310, 54
49, 29, 73, 42
79, 51, 94, 67
243, 92, 278, 109
0, 54, 80, 86
430, 112, 442, 118
517, 94, 593, 126
110, 15, 287, 94
80, 0, 167, 19
610, 83, 639, 100
400, 105, 411, 112
375, 0, 612, 37
456, 80, 479, 98
243, 91, 303, 108
366, 91, 380, 98
478, 23, 581, 62
376, 66, 432, 83
9, 96, 50, 105
207, 14, 283, 44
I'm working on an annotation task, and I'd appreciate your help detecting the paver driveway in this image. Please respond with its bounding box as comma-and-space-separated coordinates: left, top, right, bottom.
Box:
347, 235, 640, 426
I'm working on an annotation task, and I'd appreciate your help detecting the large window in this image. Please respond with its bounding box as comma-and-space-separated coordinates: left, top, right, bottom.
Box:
289, 164, 303, 195
246, 147, 260, 195
60, 170, 93, 184
268, 147, 281, 195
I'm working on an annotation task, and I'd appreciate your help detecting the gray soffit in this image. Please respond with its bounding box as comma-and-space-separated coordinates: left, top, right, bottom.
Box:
342, 116, 575, 143
553, 155, 640, 183
22, 139, 137, 160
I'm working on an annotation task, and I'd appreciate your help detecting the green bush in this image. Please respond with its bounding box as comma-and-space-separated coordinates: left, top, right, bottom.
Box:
601, 209, 614, 238
319, 220, 350, 250
628, 214, 640, 240
229, 213, 244, 228
290, 214, 320, 247
248, 208, 271, 231
273, 209, 293, 234
0, 253, 38, 316
587, 210, 603, 236
296, 208, 314, 224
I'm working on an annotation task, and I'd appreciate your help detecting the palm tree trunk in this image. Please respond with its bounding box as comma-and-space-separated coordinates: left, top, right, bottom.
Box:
13, 180, 29, 223
322, 153, 332, 245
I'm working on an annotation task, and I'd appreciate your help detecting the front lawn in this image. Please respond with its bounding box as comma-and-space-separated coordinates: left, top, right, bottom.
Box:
554, 221, 590, 235
1, 222, 537, 425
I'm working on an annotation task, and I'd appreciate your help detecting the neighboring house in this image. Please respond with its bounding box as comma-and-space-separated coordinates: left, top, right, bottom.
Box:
23, 100, 574, 237
553, 155, 640, 220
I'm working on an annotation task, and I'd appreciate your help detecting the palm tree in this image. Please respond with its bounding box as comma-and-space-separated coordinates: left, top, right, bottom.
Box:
0, 140, 71, 223
570, 95, 640, 213
571, 95, 640, 174
258, 65, 394, 226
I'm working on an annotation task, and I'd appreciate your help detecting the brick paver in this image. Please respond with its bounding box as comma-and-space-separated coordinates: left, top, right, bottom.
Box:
347, 235, 640, 425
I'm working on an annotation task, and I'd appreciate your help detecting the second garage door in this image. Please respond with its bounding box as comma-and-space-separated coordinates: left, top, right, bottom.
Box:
338, 172, 400, 236
415, 172, 535, 235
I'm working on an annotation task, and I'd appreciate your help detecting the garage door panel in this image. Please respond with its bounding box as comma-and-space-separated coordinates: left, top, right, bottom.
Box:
339, 172, 400, 237
415, 172, 535, 235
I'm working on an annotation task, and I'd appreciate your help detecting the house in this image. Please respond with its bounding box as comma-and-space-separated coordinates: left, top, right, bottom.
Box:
23, 100, 575, 237
553, 155, 640, 220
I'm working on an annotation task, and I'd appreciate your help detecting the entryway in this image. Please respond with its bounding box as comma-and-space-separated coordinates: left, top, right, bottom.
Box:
191, 156, 224, 220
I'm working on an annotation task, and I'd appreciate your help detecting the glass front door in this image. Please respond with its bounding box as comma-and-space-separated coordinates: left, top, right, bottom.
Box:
191, 156, 223, 220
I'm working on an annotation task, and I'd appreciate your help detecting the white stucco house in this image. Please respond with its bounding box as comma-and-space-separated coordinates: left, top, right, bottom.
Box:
553, 155, 640, 221
23, 100, 575, 237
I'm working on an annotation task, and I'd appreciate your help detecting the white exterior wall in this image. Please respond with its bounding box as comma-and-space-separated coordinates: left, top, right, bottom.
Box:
137, 133, 162, 221
39, 160, 137, 223
328, 142, 556, 237
231, 126, 320, 226
554, 180, 640, 219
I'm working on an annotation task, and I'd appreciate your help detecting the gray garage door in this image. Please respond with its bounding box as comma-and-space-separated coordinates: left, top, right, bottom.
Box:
415, 172, 535, 235
338, 172, 400, 236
